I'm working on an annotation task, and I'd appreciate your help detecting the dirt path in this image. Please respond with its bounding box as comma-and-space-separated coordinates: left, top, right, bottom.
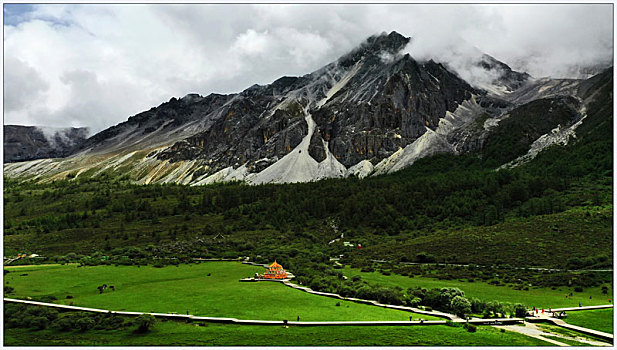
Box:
494, 324, 570, 346
495, 323, 612, 347
4, 263, 65, 268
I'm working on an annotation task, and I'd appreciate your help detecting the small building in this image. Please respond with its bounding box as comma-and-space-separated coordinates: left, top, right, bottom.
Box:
263, 261, 288, 279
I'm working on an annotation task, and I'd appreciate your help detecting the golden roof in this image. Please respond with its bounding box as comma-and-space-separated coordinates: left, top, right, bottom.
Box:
269, 261, 283, 268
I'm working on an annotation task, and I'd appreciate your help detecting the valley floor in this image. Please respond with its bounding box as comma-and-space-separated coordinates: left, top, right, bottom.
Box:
4, 262, 614, 346
4, 320, 552, 346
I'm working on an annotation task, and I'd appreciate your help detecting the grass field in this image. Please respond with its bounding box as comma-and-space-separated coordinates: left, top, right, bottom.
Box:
3, 319, 552, 346
537, 323, 611, 344
342, 267, 613, 309
563, 308, 614, 333
4, 262, 439, 321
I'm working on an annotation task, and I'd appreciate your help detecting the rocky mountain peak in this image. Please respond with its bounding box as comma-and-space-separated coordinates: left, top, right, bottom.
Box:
339, 31, 410, 67
8, 31, 602, 187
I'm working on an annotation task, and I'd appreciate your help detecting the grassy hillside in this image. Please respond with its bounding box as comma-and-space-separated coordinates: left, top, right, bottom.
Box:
341, 267, 612, 309
4, 262, 431, 321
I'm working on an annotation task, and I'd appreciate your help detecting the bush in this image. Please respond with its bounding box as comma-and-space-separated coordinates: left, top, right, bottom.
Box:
75, 316, 96, 331
100, 315, 126, 330
463, 323, 477, 333
574, 286, 583, 292
135, 313, 156, 333
445, 320, 462, 327
450, 296, 472, 318
416, 252, 436, 263
409, 297, 422, 307
29, 316, 49, 330
52, 317, 73, 332
469, 297, 486, 314
514, 304, 527, 318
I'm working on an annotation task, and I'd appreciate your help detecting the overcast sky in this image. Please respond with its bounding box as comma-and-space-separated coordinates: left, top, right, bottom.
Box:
3, 4, 613, 134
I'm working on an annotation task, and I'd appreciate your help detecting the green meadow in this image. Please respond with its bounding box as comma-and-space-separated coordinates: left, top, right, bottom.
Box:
341, 267, 613, 309
5, 262, 438, 321
563, 308, 614, 333
3, 319, 551, 346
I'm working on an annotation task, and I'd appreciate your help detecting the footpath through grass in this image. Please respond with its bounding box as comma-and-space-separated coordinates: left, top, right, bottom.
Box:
4, 262, 437, 321
562, 308, 614, 333
4, 320, 551, 346
342, 267, 613, 309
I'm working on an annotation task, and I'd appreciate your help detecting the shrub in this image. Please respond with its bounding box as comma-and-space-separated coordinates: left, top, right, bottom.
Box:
469, 297, 486, 314
574, 286, 583, 292
445, 320, 462, 327
135, 313, 156, 333
75, 316, 96, 331
29, 316, 49, 330
409, 297, 422, 307
450, 296, 472, 318
52, 317, 73, 332
335, 302, 341, 307
514, 304, 527, 318
416, 252, 436, 263
463, 323, 477, 333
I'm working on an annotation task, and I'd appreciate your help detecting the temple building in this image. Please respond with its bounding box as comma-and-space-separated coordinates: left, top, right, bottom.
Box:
263, 261, 288, 279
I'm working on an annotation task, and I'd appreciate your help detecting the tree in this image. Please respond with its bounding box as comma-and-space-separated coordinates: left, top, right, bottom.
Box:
450, 296, 472, 318
52, 317, 73, 331
514, 304, 527, 318
135, 313, 156, 333
75, 316, 95, 331
439, 287, 465, 311
29, 316, 49, 330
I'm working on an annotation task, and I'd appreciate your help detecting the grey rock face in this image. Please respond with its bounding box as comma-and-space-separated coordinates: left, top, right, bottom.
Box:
157, 31, 477, 173
10, 30, 599, 185
4, 125, 89, 163
311, 55, 476, 166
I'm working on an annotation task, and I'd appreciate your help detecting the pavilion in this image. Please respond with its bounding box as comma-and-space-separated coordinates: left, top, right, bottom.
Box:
263, 261, 288, 279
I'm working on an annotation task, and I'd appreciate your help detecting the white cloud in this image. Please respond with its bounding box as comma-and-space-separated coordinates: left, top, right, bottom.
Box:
3, 4, 613, 133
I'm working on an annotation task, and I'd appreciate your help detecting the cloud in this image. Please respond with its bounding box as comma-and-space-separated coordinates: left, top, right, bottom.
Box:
4, 4, 613, 133
3, 56, 49, 112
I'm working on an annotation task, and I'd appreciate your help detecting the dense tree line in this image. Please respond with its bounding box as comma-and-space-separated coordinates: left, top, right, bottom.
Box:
4, 303, 155, 333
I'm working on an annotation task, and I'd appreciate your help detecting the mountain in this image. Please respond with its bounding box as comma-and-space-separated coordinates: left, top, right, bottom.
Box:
3, 126, 89, 163
3, 31, 610, 185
